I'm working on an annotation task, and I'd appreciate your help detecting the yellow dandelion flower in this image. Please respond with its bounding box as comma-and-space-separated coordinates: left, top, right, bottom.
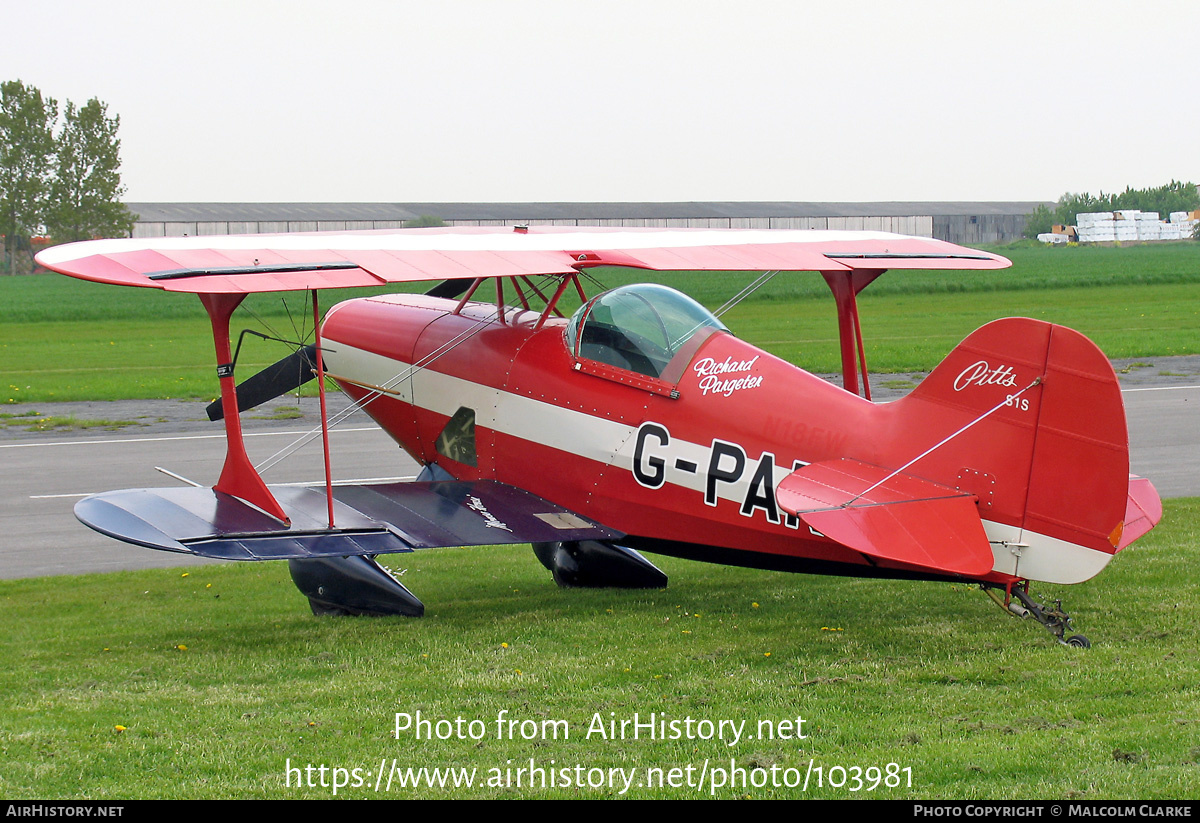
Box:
764, 652, 771, 657
501, 642, 509, 649
752, 602, 759, 609
114, 725, 127, 733
175, 644, 187, 651
181, 573, 189, 578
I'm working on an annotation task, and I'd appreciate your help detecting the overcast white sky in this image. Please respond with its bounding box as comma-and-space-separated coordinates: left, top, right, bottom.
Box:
6, 0, 1198, 204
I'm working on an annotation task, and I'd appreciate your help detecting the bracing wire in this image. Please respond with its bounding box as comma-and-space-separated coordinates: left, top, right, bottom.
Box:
843, 377, 1043, 506
236, 300, 288, 349
713, 270, 780, 318
254, 307, 498, 473
256, 269, 779, 476
254, 272, 589, 474
666, 270, 780, 351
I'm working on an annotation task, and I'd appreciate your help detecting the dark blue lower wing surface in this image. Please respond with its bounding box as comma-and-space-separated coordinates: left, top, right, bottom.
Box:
74, 480, 622, 561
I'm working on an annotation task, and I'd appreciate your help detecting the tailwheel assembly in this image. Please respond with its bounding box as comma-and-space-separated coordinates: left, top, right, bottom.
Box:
984, 581, 1090, 648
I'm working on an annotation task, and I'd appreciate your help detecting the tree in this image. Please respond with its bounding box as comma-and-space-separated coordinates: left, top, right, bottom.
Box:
45, 98, 135, 243
1024, 181, 1200, 239
0, 80, 57, 272
403, 215, 446, 228
1023, 203, 1054, 238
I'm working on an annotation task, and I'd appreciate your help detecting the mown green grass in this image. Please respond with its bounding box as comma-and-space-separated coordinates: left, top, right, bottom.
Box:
1, 498, 1197, 799
5, 242, 1200, 402
6, 283, 1197, 403
0, 412, 143, 432
3, 242, 1197, 799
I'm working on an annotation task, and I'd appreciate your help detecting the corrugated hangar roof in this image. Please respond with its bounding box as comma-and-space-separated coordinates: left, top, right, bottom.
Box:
126, 201, 1045, 223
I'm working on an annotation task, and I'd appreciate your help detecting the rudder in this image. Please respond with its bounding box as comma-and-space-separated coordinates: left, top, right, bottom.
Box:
893, 317, 1136, 583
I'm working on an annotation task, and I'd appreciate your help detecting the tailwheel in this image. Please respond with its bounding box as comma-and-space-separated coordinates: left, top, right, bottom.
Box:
984, 582, 1090, 648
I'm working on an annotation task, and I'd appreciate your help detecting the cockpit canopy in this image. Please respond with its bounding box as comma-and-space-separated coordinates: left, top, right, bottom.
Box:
565, 284, 728, 379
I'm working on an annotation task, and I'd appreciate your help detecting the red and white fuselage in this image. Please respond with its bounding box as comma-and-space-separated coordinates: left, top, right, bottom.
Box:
321, 292, 1146, 586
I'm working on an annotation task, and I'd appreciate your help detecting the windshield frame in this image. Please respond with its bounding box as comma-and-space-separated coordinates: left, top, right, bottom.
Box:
565, 284, 728, 383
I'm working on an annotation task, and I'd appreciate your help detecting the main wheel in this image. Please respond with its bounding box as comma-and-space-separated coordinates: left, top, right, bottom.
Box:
1066, 634, 1091, 648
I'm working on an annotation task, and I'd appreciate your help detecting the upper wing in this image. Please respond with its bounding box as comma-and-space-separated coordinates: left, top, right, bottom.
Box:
34, 226, 1010, 293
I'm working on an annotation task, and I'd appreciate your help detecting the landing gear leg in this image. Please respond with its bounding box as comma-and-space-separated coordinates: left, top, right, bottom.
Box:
985, 581, 1091, 648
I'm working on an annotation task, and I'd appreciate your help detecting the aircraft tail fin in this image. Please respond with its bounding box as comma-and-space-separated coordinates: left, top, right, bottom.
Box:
885, 317, 1158, 583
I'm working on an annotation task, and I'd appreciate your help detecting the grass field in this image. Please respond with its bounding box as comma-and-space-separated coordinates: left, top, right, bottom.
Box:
3, 242, 1199, 402
2, 240, 1197, 799
1, 498, 1197, 799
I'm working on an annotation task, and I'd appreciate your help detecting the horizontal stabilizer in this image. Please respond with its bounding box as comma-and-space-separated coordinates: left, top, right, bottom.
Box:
75, 480, 621, 561
776, 459, 994, 577
1118, 475, 1163, 550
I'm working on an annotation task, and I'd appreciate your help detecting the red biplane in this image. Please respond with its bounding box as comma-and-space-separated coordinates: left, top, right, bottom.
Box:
35, 227, 1162, 645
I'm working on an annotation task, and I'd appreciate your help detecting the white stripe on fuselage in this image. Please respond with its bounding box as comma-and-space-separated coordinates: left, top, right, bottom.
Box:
323, 341, 799, 505
324, 339, 1116, 584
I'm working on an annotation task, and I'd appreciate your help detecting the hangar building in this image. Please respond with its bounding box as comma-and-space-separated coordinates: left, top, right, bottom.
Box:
126, 201, 1042, 246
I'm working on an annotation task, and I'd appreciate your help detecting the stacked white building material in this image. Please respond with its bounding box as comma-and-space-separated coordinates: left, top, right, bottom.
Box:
1074, 210, 1197, 242
1116, 215, 1140, 242
1135, 212, 1161, 240
1168, 211, 1198, 240
1076, 212, 1117, 242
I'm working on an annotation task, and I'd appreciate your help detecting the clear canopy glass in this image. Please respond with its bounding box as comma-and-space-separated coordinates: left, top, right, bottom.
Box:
565, 284, 728, 378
